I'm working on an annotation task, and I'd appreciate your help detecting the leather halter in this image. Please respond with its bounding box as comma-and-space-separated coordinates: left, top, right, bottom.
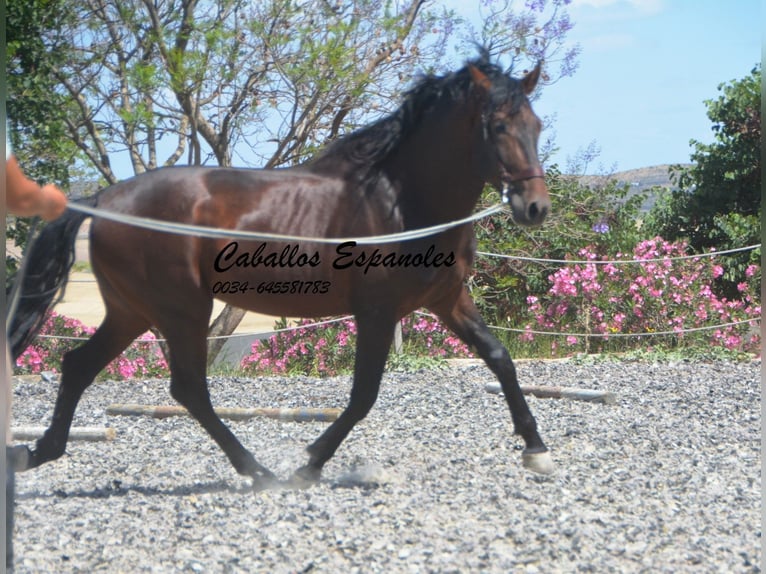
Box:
501, 166, 545, 203
506, 166, 545, 182
482, 113, 545, 203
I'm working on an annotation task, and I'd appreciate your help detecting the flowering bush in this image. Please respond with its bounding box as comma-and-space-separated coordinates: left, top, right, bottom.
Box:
106, 332, 168, 379
15, 312, 168, 379
399, 314, 473, 359
16, 313, 94, 375
240, 317, 358, 377
521, 237, 761, 356
240, 314, 473, 377
16, 236, 760, 382
471, 165, 650, 330
17, 312, 472, 381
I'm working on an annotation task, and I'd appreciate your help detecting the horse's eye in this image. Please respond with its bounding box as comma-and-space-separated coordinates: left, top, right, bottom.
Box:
494, 123, 507, 134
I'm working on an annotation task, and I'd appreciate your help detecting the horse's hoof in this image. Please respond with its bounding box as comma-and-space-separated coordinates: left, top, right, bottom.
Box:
288, 465, 321, 489
7, 445, 32, 472
522, 450, 555, 475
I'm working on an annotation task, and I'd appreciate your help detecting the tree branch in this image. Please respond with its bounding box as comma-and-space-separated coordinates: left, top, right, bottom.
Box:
54, 70, 117, 184
164, 114, 189, 166
328, 0, 425, 139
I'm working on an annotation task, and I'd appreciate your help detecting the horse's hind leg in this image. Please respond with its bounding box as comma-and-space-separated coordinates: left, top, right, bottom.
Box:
12, 311, 150, 471
160, 324, 276, 489
292, 313, 396, 486
430, 289, 554, 475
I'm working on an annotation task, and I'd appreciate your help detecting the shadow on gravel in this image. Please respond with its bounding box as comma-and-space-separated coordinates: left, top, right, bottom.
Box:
16, 478, 252, 500
16, 473, 388, 501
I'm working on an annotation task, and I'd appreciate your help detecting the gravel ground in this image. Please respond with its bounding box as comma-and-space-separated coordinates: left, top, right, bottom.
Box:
9, 359, 761, 573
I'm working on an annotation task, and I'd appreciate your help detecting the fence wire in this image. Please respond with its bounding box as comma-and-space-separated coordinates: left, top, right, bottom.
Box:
20, 201, 762, 344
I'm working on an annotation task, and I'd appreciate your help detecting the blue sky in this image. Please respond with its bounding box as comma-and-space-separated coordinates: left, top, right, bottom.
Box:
78, 0, 762, 180
528, 0, 761, 173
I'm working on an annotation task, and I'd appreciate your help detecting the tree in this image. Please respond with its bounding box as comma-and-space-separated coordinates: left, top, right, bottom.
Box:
7, 0, 580, 362
646, 65, 761, 296
5, 0, 81, 277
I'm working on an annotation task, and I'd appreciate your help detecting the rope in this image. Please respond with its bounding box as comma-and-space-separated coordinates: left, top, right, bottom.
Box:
64, 242, 763, 284
34, 315, 355, 343
488, 318, 760, 338
476, 243, 761, 265
411, 310, 758, 339
34, 313, 760, 345
22, 200, 761, 347
66, 201, 505, 245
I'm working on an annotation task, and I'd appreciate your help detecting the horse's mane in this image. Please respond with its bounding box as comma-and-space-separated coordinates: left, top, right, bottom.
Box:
308, 51, 527, 182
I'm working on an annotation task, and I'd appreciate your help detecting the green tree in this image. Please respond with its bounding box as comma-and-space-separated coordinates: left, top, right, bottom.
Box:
5, 0, 79, 184
646, 65, 761, 296
5, 0, 84, 276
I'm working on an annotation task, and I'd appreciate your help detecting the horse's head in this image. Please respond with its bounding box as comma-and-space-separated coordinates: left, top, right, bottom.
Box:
470, 63, 551, 227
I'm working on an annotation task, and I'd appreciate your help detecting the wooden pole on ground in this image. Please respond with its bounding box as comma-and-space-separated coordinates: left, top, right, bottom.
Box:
106, 404, 342, 422
486, 383, 617, 404
11, 427, 117, 442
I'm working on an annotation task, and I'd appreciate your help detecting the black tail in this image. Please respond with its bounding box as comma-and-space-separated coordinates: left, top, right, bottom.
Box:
8, 195, 98, 360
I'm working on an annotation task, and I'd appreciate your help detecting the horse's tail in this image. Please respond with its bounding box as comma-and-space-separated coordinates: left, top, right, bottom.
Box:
8, 194, 98, 360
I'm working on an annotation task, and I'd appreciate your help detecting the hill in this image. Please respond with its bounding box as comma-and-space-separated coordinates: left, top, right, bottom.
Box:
572, 164, 692, 212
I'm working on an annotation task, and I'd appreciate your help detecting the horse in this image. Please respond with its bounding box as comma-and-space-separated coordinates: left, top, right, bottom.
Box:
9, 52, 554, 489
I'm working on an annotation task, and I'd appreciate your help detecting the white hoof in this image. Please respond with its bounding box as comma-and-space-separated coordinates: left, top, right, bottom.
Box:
8, 445, 31, 472
522, 450, 555, 475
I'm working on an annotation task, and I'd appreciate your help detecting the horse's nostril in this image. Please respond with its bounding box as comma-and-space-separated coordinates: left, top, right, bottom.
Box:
527, 201, 548, 223
528, 201, 540, 221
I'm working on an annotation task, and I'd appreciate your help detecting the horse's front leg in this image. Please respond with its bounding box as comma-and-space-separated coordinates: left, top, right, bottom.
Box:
431, 288, 555, 474
291, 312, 396, 487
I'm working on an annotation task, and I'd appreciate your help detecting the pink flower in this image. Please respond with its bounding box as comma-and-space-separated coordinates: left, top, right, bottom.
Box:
712, 265, 724, 278
724, 334, 742, 350
520, 326, 535, 342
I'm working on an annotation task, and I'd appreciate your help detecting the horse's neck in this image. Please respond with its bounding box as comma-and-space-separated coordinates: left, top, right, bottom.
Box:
384, 109, 487, 225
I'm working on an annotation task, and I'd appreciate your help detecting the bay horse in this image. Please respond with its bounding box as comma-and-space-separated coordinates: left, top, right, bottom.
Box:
9, 53, 554, 488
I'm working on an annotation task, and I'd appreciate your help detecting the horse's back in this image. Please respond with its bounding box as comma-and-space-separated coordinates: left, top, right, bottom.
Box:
86, 165, 379, 320
86, 163, 472, 323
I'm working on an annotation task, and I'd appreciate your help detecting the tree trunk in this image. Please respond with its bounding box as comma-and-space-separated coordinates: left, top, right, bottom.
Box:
206, 305, 247, 367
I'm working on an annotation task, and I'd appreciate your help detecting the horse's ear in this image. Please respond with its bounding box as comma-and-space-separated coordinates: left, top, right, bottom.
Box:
469, 65, 492, 94
521, 62, 542, 95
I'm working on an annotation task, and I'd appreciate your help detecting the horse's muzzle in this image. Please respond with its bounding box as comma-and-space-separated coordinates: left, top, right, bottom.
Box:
504, 175, 550, 227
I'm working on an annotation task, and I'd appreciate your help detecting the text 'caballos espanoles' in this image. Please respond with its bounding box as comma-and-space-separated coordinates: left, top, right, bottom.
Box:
214, 241, 456, 275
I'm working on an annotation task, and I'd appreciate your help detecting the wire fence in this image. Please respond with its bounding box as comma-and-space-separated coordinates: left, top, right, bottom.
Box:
21, 200, 762, 346
476, 243, 760, 265
62, 244, 763, 282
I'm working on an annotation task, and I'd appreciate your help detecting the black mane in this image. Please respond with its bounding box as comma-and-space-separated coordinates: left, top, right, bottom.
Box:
309, 52, 527, 180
